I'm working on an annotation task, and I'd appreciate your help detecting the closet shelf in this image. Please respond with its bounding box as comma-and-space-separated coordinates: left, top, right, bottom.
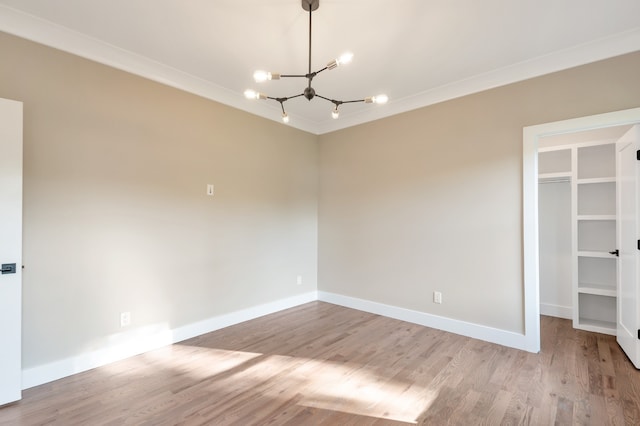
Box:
577, 318, 616, 335
577, 215, 616, 221
577, 177, 616, 184
539, 172, 571, 183
578, 283, 616, 297
578, 251, 618, 259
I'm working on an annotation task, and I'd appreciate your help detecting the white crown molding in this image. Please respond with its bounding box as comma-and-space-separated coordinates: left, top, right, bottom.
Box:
1, 5, 639, 135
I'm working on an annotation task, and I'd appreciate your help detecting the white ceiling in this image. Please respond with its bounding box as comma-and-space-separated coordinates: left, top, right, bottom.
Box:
1, 0, 639, 134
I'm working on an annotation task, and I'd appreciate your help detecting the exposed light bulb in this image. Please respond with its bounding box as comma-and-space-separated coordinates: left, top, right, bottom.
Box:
253, 70, 269, 82
282, 112, 290, 123
253, 71, 280, 82
364, 94, 389, 104
244, 89, 267, 100
373, 94, 388, 104
331, 107, 339, 119
337, 52, 353, 65
327, 52, 354, 70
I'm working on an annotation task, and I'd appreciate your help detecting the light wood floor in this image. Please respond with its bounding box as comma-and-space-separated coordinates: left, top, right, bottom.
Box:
1, 302, 639, 425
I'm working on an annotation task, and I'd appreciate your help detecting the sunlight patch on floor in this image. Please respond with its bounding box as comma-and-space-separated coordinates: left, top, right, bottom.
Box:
292, 358, 437, 423
165, 345, 435, 423
142, 345, 263, 377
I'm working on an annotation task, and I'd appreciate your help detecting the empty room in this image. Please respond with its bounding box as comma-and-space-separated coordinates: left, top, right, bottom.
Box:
1, 1, 640, 424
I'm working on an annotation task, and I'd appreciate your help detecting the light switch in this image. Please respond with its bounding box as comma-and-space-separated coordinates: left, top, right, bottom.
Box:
207, 184, 214, 196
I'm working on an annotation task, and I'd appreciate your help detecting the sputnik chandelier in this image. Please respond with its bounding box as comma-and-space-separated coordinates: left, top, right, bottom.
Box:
244, 0, 388, 124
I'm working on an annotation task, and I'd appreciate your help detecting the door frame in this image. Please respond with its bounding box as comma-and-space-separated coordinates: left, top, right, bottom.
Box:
522, 107, 640, 353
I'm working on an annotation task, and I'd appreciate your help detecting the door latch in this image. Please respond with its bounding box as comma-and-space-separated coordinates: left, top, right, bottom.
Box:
1, 263, 16, 274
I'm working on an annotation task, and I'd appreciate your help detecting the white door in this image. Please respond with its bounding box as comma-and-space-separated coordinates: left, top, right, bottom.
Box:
0, 98, 23, 405
616, 124, 640, 369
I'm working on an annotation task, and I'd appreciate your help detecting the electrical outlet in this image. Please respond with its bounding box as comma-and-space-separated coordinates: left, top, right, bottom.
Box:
120, 311, 131, 327
296, 275, 303, 285
433, 291, 442, 304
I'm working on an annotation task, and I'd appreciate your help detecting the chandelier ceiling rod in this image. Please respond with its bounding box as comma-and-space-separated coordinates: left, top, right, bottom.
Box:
307, 2, 312, 85
244, 0, 388, 124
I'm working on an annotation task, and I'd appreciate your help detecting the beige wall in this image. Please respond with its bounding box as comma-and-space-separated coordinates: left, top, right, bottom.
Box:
0, 33, 318, 368
318, 52, 640, 333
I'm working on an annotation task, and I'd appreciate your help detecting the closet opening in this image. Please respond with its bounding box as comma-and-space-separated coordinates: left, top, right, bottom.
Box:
538, 126, 631, 335
522, 107, 640, 354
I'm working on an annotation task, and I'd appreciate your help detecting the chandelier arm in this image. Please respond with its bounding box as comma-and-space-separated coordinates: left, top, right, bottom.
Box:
312, 66, 329, 76
285, 93, 305, 100
338, 99, 366, 104
277, 67, 326, 80
315, 94, 366, 105
314, 94, 339, 105
265, 93, 305, 102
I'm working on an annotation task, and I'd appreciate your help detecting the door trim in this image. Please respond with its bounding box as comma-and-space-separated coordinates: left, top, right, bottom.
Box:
523, 107, 640, 353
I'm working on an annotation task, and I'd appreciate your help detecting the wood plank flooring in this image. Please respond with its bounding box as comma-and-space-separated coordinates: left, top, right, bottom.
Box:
1, 301, 639, 425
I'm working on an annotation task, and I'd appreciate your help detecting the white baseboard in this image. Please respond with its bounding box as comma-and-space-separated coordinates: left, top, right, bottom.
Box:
540, 303, 572, 319
23, 289, 538, 390
22, 291, 317, 390
318, 291, 530, 352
